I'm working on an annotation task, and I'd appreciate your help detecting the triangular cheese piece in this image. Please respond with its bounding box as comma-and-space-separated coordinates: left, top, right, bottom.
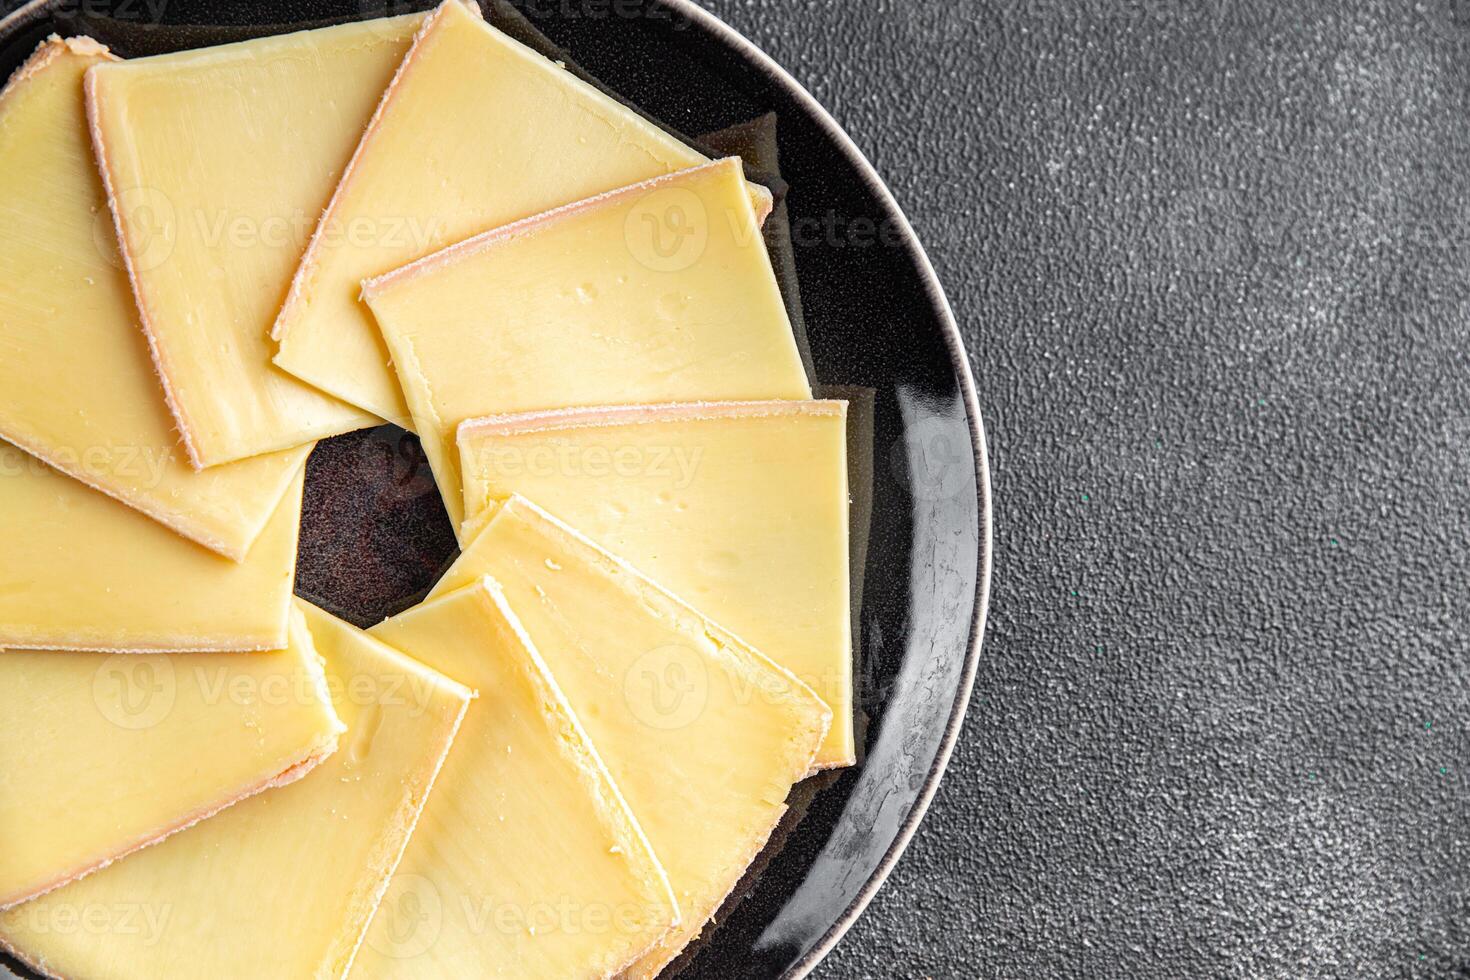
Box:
358, 577, 677, 978
395, 496, 830, 976
0, 36, 309, 559
271, 0, 723, 426
85, 16, 426, 467
0, 605, 343, 910
0, 444, 304, 653
362, 157, 811, 533
455, 400, 854, 768
0, 602, 472, 979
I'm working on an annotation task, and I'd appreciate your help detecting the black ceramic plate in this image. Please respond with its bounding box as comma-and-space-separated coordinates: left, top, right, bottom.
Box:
0, 0, 992, 976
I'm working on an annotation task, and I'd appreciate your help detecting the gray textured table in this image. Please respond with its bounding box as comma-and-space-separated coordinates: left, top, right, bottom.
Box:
698, 1, 1470, 977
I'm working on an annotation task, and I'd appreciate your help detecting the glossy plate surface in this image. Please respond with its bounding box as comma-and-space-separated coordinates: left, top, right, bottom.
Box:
0, 1, 991, 975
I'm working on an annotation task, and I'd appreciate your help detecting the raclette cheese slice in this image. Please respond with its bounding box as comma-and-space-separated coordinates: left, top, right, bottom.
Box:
406, 496, 830, 977
0, 445, 304, 653
362, 157, 812, 533
0, 36, 309, 559
455, 400, 855, 769
358, 578, 677, 978
271, 0, 724, 426
84, 17, 427, 468
0, 601, 471, 979
0, 606, 343, 910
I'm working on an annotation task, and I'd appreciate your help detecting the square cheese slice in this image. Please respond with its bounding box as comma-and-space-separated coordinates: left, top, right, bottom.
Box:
362, 157, 811, 533
402, 496, 830, 977
455, 401, 855, 769
0, 444, 304, 653
0, 36, 309, 559
358, 578, 677, 978
84, 16, 427, 468
0, 605, 343, 910
271, 0, 723, 426
0, 601, 472, 980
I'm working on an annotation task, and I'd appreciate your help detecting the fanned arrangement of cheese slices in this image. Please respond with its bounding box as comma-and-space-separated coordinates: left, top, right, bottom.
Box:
0, 3, 854, 977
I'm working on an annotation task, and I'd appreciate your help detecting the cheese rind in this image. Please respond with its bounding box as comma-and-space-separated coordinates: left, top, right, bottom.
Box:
358, 578, 677, 979
455, 400, 855, 768
0, 36, 309, 559
406, 496, 830, 976
0, 445, 304, 653
363, 157, 811, 533
0, 601, 471, 980
84, 17, 425, 467
0, 606, 343, 910
271, 0, 720, 425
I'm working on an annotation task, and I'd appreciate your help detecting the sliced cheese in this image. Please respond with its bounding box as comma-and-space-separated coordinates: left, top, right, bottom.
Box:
363, 157, 811, 533
0, 601, 471, 980
84, 16, 427, 467
455, 400, 855, 768
0, 605, 343, 910
271, 0, 725, 425
402, 496, 830, 977
358, 577, 677, 979
0, 36, 309, 559
0, 444, 304, 653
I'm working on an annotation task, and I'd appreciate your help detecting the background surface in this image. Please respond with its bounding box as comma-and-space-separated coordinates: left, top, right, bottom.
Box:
697, 0, 1470, 977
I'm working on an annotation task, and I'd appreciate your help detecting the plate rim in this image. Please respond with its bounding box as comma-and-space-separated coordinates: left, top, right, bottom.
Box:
652, 2, 995, 974
0, 0, 996, 975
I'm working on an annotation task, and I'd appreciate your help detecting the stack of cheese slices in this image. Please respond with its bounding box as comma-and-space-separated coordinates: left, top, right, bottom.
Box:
0, 2, 855, 978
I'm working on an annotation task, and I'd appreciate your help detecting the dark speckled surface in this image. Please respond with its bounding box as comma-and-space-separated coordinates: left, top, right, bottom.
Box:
698, 0, 1470, 977
6, 0, 1467, 975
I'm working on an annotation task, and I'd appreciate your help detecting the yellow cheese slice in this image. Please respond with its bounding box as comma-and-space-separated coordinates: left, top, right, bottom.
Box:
455, 400, 855, 769
0, 601, 471, 980
84, 16, 427, 468
0, 36, 309, 559
358, 578, 677, 979
271, 0, 725, 426
0, 444, 304, 653
0, 605, 343, 910
401, 496, 830, 977
362, 157, 811, 533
